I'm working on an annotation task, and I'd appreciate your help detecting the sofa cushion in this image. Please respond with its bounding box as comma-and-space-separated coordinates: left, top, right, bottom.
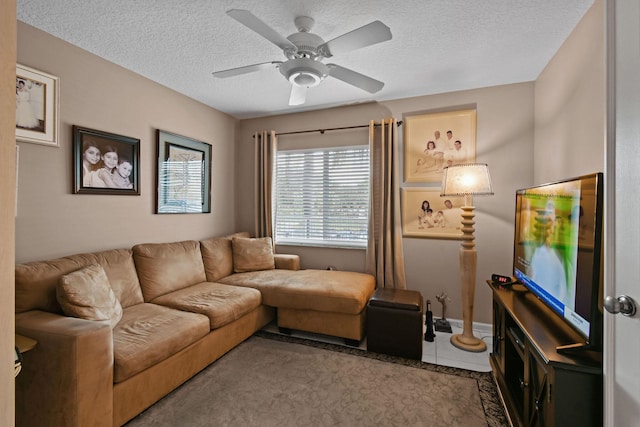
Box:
151, 282, 262, 329
200, 237, 234, 282
218, 269, 375, 314
231, 237, 275, 273
15, 248, 143, 314
200, 232, 252, 281
133, 240, 207, 301
113, 303, 210, 383
57, 264, 123, 327
68, 249, 144, 309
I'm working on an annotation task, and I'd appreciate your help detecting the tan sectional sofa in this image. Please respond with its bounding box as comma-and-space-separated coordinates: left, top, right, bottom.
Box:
14, 233, 375, 427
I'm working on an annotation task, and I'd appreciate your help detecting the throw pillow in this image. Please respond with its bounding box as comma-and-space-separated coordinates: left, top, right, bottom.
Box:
232, 237, 276, 273
57, 264, 123, 327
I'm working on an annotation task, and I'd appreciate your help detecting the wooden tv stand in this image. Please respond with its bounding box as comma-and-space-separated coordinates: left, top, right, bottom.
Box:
487, 280, 602, 426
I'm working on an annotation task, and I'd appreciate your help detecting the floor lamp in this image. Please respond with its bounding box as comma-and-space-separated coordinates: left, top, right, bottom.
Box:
441, 163, 494, 352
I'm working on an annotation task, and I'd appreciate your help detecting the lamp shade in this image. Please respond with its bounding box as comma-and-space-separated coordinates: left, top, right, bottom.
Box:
441, 163, 494, 196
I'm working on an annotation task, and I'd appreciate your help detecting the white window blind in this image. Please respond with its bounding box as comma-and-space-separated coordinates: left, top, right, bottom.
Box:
158, 160, 204, 213
274, 146, 370, 247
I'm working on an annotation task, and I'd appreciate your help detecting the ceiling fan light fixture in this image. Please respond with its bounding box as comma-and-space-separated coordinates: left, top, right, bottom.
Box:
279, 58, 328, 88
292, 72, 319, 87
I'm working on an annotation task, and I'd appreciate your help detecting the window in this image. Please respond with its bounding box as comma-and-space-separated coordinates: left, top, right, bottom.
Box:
274, 146, 370, 248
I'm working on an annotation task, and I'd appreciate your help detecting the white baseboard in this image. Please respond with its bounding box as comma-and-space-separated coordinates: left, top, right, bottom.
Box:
426, 316, 493, 335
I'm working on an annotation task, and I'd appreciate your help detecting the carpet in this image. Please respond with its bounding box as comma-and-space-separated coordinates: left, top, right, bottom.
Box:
125, 331, 508, 427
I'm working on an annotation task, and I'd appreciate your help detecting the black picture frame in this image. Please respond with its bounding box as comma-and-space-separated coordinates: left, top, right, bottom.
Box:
73, 126, 140, 195
156, 129, 212, 214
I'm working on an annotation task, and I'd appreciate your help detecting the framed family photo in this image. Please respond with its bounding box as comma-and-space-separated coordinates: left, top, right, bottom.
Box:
156, 130, 212, 214
401, 187, 465, 239
73, 126, 140, 195
16, 64, 60, 147
404, 109, 476, 183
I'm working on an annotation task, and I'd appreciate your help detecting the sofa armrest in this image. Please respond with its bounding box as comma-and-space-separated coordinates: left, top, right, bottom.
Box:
274, 254, 300, 271
15, 310, 114, 427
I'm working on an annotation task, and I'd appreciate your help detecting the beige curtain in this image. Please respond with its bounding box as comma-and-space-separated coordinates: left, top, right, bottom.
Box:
254, 130, 277, 238
366, 119, 407, 289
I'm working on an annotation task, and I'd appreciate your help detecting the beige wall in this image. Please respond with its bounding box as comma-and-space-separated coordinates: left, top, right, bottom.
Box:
16, 22, 239, 263
534, 0, 605, 183
238, 83, 535, 324
1, 1, 17, 424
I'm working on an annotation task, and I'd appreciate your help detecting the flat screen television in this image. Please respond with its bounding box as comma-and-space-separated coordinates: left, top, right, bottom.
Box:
512, 172, 603, 354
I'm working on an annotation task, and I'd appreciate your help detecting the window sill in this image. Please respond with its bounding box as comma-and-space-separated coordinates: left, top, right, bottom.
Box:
275, 241, 366, 250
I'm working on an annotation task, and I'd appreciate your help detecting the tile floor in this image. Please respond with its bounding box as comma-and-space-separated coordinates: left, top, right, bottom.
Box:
422, 318, 493, 372
262, 317, 493, 373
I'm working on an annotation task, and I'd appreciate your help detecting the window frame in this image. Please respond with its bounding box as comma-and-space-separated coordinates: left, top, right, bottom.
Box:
273, 144, 370, 249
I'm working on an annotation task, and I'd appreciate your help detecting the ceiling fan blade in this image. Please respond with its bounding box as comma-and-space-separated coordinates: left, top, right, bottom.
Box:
318, 21, 391, 58
227, 9, 297, 51
289, 85, 307, 106
327, 64, 384, 93
212, 61, 281, 78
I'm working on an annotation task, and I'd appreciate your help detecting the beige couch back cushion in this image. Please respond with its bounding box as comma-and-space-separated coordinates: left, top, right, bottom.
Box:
15, 249, 144, 313
231, 237, 276, 273
133, 240, 207, 301
200, 231, 250, 282
200, 237, 234, 282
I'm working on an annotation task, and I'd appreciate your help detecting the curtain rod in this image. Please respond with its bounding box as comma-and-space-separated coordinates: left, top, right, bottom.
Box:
266, 120, 403, 137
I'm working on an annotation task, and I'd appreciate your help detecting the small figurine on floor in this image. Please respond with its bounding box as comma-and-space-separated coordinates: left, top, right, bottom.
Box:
424, 299, 435, 342
435, 292, 453, 333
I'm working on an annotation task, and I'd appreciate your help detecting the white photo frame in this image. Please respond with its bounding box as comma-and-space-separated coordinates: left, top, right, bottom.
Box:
404, 109, 476, 183
401, 187, 465, 239
16, 64, 60, 147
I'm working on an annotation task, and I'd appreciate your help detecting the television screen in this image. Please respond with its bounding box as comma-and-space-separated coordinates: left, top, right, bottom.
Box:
513, 173, 603, 348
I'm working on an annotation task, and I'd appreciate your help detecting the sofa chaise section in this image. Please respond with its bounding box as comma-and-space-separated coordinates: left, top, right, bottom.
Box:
199, 235, 376, 343
218, 269, 375, 343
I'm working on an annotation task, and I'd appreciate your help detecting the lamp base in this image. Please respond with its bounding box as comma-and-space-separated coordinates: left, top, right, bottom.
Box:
450, 333, 487, 353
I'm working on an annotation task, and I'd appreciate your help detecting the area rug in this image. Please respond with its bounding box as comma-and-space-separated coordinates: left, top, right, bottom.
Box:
125, 331, 508, 427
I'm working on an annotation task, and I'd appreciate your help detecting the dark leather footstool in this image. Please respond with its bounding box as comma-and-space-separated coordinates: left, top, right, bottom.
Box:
367, 288, 424, 360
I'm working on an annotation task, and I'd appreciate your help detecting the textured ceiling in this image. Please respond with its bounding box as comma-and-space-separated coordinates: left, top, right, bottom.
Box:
17, 0, 594, 119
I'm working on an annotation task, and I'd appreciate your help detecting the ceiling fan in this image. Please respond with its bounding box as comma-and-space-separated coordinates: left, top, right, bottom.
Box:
212, 9, 392, 106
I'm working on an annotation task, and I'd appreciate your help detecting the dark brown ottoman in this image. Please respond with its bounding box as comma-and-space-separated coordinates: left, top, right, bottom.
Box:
367, 288, 424, 360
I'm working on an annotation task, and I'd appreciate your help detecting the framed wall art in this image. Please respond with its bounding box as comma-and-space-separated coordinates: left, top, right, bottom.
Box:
401, 187, 465, 239
404, 109, 476, 183
73, 126, 140, 195
16, 64, 60, 147
156, 130, 211, 214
